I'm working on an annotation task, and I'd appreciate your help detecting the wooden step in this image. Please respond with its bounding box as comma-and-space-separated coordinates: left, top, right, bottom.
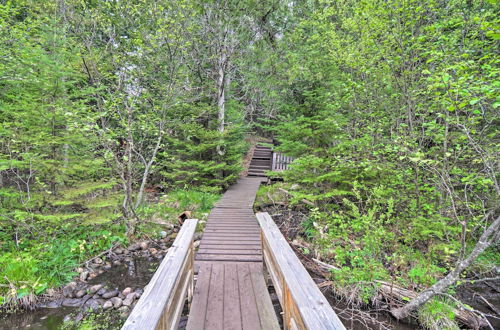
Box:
249, 165, 270, 170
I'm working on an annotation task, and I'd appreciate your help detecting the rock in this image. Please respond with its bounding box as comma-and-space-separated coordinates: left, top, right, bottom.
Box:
118, 293, 125, 299
149, 248, 158, 255
97, 288, 107, 296
62, 298, 83, 307
62, 282, 77, 298
103, 264, 112, 270
139, 241, 149, 250
97, 269, 104, 275
103, 300, 113, 310
159, 231, 167, 238
115, 247, 124, 254
83, 298, 101, 311
111, 297, 123, 308
75, 290, 86, 298
76, 267, 84, 273
169, 233, 178, 239
94, 257, 103, 264
122, 287, 133, 296
37, 299, 63, 308
45, 300, 63, 308
123, 249, 130, 255
102, 289, 119, 299
134, 288, 144, 297
124, 257, 132, 262
63, 315, 72, 323
80, 271, 89, 282
193, 240, 200, 249
113, 260, 122, 266
122, 292, 136, 306
89, 284, 103, 294
88, 273, 97, 280
128, 243, 140, 251
194, 233, 202, 241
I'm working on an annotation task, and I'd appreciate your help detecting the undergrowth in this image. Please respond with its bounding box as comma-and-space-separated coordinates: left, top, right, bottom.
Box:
0, 181, 220, 310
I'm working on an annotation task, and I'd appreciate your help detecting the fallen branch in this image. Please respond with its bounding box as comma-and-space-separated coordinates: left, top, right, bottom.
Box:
377, 281, 488, 329
278, 187, 315, 206
313, 258, 340, 271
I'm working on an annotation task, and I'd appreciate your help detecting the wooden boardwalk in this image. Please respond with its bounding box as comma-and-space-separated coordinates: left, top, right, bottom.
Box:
187, 151, 280, 329
124, 144, 344, 330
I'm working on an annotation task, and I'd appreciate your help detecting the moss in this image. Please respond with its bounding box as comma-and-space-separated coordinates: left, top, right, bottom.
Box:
418, 298, 459, 330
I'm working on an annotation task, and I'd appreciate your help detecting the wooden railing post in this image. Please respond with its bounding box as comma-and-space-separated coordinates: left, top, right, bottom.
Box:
256, 212, 345, 330
122, 219, 198, 330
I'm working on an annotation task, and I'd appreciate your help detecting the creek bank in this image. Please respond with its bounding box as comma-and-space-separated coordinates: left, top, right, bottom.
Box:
0, 230, 203, 329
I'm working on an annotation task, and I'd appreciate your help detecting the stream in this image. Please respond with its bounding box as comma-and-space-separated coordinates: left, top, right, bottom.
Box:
0, 253, 161, 330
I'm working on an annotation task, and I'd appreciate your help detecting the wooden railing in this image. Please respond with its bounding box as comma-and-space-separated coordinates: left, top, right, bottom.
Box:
272, 152, 294, 171
122, 219, 198, 330
256, 212, 345, 330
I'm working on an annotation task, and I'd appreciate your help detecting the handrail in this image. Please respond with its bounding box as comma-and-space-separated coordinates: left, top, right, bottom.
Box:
271, 152, 294, 171
122, 219, 198, 330
256, 212, 345, 330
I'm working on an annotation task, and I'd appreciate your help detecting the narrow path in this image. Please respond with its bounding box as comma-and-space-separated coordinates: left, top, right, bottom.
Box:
186, 146, 280, 330
195, 177, 266, 263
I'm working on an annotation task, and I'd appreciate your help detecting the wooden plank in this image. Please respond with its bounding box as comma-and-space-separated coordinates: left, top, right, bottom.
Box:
237, 263, 262, 330
122, 219, 197, 330
199, 244, 261, 250
256, 212, 345, 330
204, 226, 260, 230
186, 263, 213, 330
248, 263, 281, 330
205, 263, 224, 330
196, 254, 262, 262
223, 263, 242, 330
198, 249, 261, 255
200, 240, 261, 245
202, 235, 261, 240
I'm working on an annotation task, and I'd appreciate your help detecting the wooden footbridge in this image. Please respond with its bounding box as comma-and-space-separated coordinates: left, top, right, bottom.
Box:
123, 145, 345, 330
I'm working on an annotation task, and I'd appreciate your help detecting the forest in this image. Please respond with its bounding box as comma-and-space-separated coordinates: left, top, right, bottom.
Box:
0, 0, 499, 329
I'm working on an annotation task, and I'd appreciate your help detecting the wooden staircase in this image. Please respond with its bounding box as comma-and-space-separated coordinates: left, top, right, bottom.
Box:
248, 144, 272, 177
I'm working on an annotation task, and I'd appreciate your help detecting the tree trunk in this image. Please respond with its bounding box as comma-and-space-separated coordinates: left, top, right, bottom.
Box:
134, 131, 163, 209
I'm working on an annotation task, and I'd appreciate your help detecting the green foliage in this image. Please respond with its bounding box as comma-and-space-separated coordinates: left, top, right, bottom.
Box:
252, 0, 500, 313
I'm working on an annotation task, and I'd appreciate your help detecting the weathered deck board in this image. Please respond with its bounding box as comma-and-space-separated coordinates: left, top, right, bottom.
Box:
187, 262, 279, 330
